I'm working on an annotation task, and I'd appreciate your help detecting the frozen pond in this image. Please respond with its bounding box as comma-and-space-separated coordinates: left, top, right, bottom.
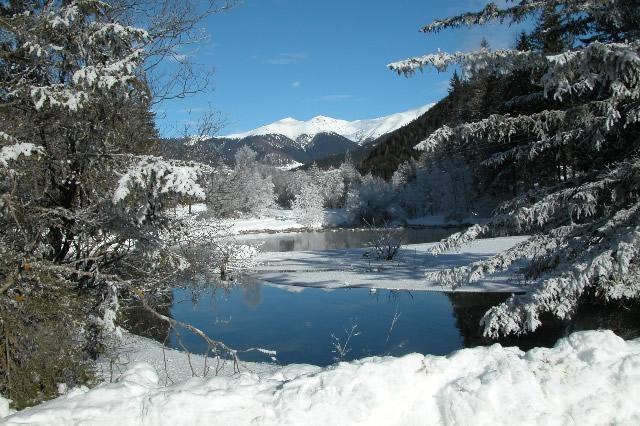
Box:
238, 227, 464, 252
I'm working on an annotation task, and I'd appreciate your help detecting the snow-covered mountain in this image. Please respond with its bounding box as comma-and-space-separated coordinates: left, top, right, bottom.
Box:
224, 104, 435, 146
162, 104, 435, 169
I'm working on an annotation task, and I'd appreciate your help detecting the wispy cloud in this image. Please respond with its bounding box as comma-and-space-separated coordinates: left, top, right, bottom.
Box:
291, 81, 301, 88
320, 94, 352, 101
267, 53, 307, 65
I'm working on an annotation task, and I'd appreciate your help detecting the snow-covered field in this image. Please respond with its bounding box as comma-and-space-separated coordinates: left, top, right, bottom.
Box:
3, 330, 639, 425
173, 205, 487, 236
252, 236, 529, 292
173, 205, 350, 234
222, 208, 349, 234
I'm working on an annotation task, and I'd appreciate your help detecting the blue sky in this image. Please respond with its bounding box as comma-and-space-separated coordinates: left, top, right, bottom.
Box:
155, 0, 530, 137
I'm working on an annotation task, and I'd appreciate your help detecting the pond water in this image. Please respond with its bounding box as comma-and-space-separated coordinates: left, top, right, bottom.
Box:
238, 227, 464, 252
168, 284, 489, 366
126, 228, 640, 367
157, 283, 640, 367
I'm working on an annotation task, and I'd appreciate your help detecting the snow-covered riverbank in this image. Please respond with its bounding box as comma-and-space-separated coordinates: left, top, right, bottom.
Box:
252, 236, 529, 293
173, 205, 351, 235
96, 333, 280, 386
3, 330, 639, 425
173, 205, 483, 236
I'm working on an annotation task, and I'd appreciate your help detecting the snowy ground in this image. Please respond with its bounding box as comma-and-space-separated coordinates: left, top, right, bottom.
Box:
222, 208, 349, 234
95, 332, 280, 386
172, 205, 488, 236
173, 205, 350, 234
251, 236, 529, 293
3, 330, 639, 425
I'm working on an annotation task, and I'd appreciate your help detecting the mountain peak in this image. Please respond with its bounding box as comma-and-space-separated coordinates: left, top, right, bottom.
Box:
278, 117, 300, 123
310, 115, 338, 122
224, 103, 434, 145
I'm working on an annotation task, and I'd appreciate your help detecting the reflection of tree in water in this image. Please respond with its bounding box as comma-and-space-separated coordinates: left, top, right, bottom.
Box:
121, 292, 173, 343
447, 292, 640, 351
243, 283, 262, 307
279, 239, 295, 252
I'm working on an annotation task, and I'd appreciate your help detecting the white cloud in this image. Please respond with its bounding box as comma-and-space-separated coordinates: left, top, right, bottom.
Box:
292, 81, 301, 88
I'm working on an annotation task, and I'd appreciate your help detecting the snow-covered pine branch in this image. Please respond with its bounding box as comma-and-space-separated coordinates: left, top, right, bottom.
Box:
113, 156, 207, 224
389, 48, 540, 77
420, 1, 633, 38
420, 1, 543, 34
0, 143, 45, 168
429, 224, 487, 255
392, 0, 640, 337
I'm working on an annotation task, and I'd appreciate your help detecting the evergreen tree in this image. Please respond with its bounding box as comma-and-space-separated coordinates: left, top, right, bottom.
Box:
448, 70, 462, 95
0, 0, 237, 405
515, 32, 532, 52
389, 0, 640, 337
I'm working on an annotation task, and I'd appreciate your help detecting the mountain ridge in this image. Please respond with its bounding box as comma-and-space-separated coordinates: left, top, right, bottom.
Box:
162, 103, 435, 169
222, 103, 434, 146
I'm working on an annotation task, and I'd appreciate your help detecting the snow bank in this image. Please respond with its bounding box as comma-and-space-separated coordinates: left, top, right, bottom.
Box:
253, 236, 529, 292
3, 330, 639, 425
0, 396, 15, 418
96, 332, 278, 386
173, 206, 350, 234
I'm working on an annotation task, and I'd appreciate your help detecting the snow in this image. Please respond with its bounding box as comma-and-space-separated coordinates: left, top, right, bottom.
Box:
252, 237, 529, 292
224, 209, 349, 234
96, 332, 278, 386
4, 329, 640, 425
224, 104, 434, 145
113, 157, 205, 204
0, 143, 45, 167
0, 396, 14, 419
276, 160, 304, 170
173, 206, 350, 234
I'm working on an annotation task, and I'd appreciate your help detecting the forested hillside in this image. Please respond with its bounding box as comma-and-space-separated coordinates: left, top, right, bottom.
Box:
361, 44, 541, 179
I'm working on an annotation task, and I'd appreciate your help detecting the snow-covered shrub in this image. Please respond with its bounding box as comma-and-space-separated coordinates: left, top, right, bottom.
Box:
390, 0, 640, 337
346, 174, 404, 224
292, 181, 324, 228
171, 215, 261, 281
363, 221, 404, 261
210, 241, 261, 281
204, 148, 275, 218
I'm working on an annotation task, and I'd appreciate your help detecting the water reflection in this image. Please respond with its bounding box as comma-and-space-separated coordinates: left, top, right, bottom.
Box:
132, 283, 640, 367
447, 292, 640, 351
159, 283, 638, 366
122, 292, 173, 342
240, 227, 464, 252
